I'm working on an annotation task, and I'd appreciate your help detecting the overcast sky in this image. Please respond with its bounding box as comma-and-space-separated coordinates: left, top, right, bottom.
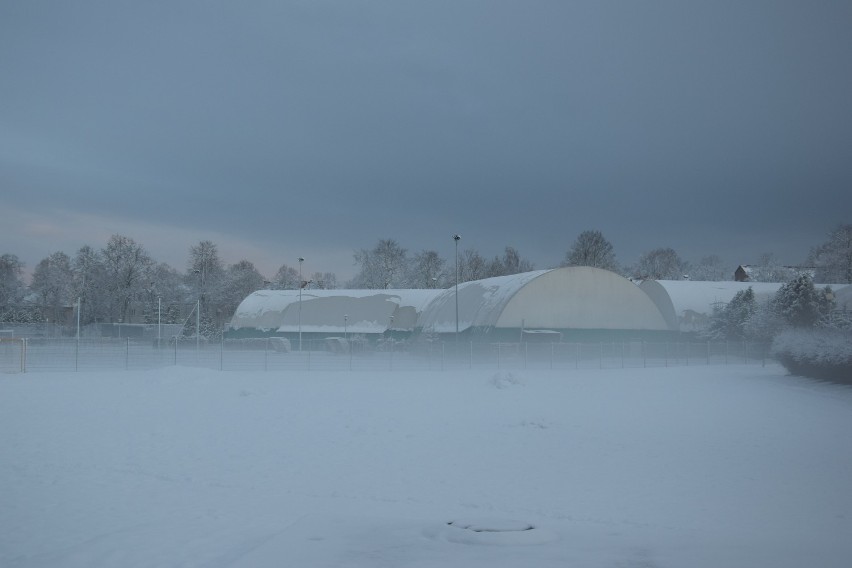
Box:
2, 1, 851, 282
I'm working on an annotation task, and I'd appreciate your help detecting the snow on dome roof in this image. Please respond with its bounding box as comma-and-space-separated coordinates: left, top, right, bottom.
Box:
416, 270, 550, 333
229, 289, 443, 334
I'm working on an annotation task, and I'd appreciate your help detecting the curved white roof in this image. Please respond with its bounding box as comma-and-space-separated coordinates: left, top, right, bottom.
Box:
417, 267, 674, 332
229, 268, 697, 337
416, 270, 550, 333
229, 289, 441, 334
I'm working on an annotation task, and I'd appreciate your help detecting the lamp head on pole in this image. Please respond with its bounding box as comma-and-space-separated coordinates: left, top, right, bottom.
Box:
453, 234, 461, 242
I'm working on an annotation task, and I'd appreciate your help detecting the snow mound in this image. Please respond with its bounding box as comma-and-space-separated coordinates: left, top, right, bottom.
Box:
447, 519, 535, 533
489, 371, 525, 389
425, 518, 557, 547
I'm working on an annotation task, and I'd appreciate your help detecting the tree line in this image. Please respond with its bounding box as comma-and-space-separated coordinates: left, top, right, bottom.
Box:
1, 224, 850, 331
562, 225, 852, 284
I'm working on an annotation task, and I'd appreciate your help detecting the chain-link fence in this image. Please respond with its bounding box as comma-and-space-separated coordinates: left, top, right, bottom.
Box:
2, 337, 772, 374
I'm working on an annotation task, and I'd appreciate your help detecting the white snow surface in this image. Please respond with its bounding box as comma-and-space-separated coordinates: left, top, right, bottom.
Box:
3, 365, 852, 567
229, 289, 442, 333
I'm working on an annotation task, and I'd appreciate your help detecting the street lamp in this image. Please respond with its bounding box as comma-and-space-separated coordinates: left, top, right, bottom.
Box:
298, 257, 304, 352
453, 234, 461, 341
194, 269, 202, 354
344, 314, 348, 341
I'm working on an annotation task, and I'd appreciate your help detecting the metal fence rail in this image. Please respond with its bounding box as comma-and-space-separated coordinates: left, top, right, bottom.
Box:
3, 338, 772, 374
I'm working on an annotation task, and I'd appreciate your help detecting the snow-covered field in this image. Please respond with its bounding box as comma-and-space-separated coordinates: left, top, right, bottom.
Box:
2, 365, 851, 567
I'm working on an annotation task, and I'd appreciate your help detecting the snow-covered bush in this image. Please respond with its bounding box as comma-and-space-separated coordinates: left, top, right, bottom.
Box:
771, 275, 833, 328
771, 328, 852, 382
705, 287, 757, 340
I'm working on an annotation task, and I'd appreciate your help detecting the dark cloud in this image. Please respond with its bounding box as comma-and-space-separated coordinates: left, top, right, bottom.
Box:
2, 1, 851, 279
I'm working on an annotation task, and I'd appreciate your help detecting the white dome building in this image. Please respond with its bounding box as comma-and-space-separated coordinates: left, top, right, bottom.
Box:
227, 267, 681, 343
416, 266, 675, 340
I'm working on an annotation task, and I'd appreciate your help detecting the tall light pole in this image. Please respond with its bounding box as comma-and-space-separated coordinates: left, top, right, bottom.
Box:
344, 314, 348, 341
453, 234, 461, 342
298, 257, 304, 352
194, 269, 202, 354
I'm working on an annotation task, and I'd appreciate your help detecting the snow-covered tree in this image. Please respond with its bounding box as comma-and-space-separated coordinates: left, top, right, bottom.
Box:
409, 250, 447, 288
30, 252, 74, 323
349, 239, 408, 289
186, 240, 225, 316
72, 245, 109, 325
486, 246, 534, 278
143, 262, 185, 324
102, 235, 154, 323
562, 230, 617, 271
310, 272, 338, 290
690, 254, 727, 281
271, 264, 300, 289
633, 248, 688, 280
772, 274, 833, 328
458, 248, 487, 283
743, 300, 785, 342
808, 223, 852, 284
746, 253, 791, 282
706, 287, 757, 340
220, 260, 265, 316
0, 254, 27, 309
